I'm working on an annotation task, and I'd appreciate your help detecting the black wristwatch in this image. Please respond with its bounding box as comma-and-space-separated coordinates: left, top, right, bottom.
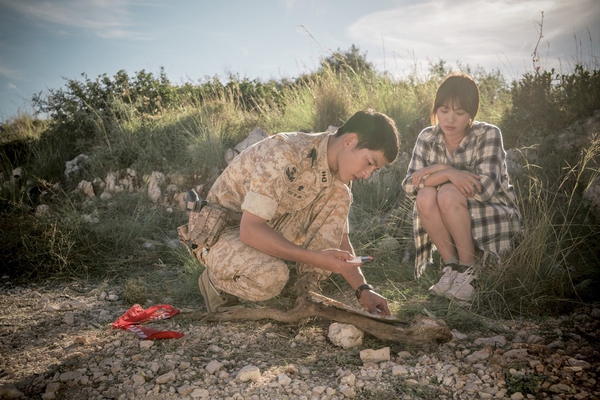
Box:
355, 284, 374, 300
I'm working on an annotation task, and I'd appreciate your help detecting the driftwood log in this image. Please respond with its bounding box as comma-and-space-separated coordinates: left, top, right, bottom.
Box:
179, 292, 452, 346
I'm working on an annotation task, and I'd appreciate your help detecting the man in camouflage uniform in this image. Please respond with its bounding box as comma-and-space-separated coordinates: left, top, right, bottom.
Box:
199, 109, 400, 315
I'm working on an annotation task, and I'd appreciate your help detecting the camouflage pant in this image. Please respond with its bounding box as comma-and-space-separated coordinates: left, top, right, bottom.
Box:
204, 180, 350, 301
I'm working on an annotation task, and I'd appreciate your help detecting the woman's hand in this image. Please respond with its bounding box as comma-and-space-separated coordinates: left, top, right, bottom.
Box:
446, 169, 482, 198
412, 164, 451, 187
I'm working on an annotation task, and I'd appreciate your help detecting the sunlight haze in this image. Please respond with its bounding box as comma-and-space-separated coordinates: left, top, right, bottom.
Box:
0, 0, 598, 122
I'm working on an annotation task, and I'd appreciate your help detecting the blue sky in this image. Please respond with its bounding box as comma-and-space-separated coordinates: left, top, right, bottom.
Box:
0, 0, 598, 123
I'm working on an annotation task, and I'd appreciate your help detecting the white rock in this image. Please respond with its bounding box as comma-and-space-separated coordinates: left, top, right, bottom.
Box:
100, 191, 112, 200
132, 374, 145, 385
392, 365, 408, 375
278, 373, 292, 386
360, 347, 390, 363
328, 323, 364, 349
148, 171, 165, 203
237, 365, 261, 382
190, 388, 210, 398
452, 329, 469, 340
77, 180, 95, 198
139, 341, 154, 350
35, 204, 50, 218
205, 360, 223, 374
466, 348, 491, 364
177, 385, 194, 395
233, 127, 268, 156
155, 371, 175, 384
150, 362, 160, 373
474, 335, 507, 346
340, 373, 356, 386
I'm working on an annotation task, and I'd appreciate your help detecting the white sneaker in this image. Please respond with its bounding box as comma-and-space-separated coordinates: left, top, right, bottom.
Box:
444, 268, 477, 302
428, 266, 458, 296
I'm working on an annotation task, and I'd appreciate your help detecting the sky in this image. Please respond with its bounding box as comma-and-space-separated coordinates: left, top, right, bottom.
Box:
0, 0, 599, 123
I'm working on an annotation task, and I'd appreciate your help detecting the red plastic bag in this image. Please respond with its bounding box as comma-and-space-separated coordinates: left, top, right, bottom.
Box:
112, 304, 184, 340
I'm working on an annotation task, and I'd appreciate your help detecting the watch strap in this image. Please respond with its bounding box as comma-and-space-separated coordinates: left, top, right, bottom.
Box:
355, 284, 374, 300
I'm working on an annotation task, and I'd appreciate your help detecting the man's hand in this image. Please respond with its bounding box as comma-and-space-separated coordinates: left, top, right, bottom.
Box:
360, 290, 390, 316
311, 249, 361, 274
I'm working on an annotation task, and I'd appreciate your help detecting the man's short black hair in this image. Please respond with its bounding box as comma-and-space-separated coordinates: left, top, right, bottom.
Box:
335, 109, 400, 163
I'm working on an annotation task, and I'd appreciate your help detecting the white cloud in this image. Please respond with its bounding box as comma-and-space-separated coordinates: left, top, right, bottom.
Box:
8, 82, 18, 91
347, 0, 600, 78
0, 64, 20, 80
0, 0, 156, 40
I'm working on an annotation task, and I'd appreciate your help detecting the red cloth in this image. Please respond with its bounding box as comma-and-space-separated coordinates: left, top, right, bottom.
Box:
112, 304, 184, 340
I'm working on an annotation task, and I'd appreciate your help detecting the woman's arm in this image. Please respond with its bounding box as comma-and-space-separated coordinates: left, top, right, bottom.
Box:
472, 127, 505, 202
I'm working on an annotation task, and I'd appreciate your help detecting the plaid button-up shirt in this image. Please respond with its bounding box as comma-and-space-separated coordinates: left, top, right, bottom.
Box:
402, 122, 524, 278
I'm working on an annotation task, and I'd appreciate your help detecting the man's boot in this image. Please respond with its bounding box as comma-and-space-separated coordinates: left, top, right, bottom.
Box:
198, 270, 243, 313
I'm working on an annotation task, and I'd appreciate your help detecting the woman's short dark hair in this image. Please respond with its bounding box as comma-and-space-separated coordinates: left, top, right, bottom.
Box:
431, 73, 480, 127
335, 109, 400, 163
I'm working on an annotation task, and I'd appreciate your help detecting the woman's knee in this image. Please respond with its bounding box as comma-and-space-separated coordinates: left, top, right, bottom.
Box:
415, 187, 439, 214
437, 184, 465, 212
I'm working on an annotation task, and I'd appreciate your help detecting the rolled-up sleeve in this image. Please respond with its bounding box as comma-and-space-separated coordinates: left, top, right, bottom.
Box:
402, 134, 429, 200
472, 127, 504, 203
239, 139, 295, 220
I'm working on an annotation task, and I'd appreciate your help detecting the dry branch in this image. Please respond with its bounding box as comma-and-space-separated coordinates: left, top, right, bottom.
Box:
179, 293, 452, 346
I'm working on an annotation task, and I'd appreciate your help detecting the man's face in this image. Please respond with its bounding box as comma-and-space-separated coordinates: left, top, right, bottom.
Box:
337, 134, 388, 183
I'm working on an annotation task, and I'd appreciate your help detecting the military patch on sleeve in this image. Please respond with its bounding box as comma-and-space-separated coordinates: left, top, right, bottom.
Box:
284, 164, 298, 184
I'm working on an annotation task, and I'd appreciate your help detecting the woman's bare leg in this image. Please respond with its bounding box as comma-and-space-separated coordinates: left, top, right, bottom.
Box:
416, 187, 458, 261
436, 184, 476, 264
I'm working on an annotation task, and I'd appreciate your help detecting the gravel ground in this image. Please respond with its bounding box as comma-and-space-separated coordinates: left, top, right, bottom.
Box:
1, 277, 599, 400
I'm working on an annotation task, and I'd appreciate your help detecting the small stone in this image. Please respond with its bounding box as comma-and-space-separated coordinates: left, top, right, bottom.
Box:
62, 312, 74, 325
132, 374, 145, 385
360, 347, 390, 363
139, 340, 154, 350
0, 383, 25, 399
328, 323, 364, 349
59, 370, 81, 383
45, 382, 61, 393
155, 371, 175, 385
237, 365, 261, 382
205, 360, 223, 374
313, 386, 326, 394
392, 365, 408, 375
177, 385, 194, 395
190, 388, 210, 398
278, 373, 292, 386
340, 373, 356, 386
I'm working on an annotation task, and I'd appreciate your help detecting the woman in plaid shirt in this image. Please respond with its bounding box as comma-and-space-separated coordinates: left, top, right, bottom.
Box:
402, 73, 523, 302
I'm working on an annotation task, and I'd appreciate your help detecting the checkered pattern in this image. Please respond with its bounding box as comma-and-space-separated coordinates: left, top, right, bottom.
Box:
402, 122, 524, 278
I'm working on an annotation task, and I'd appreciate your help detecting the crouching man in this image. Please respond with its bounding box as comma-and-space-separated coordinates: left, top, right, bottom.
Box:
196, 109, 400, 315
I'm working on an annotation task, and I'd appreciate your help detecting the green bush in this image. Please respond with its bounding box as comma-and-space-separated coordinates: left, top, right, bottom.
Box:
1, 44, 598, 320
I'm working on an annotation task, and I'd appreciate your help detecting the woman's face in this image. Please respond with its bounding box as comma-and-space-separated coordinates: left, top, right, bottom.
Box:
436, 100, 472, 137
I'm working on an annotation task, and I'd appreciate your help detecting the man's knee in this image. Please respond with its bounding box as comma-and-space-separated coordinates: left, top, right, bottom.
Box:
205, 230, 290, 301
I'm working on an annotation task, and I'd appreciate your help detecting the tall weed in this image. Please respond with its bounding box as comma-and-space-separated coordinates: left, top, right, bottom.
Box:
475, 138, 600, 317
